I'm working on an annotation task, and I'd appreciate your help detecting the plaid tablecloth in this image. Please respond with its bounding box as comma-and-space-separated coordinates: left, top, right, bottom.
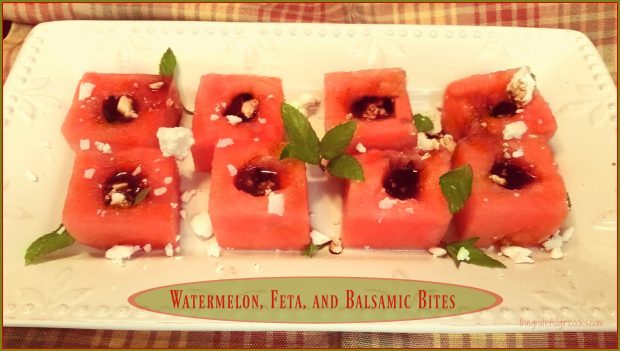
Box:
2, 3, 617, 349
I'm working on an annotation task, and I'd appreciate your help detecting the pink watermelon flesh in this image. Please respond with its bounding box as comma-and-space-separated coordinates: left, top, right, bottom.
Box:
324, 68, 416, 152
62, 73, 182, 151
452, 134, 568, 247
342, 149, 452, 249
209, 141, 310, 250
62, 148, 180, 250
191, 74, 285, 172
442, 68, 557, 141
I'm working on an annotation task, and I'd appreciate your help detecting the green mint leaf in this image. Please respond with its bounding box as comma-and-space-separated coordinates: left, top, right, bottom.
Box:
281, 103, 320, 151
25, 224, 75, 265
440, 164, 473, 213
159, 48, 177, 76
319, 121, 356, 160
445, 237, 506, 269
280, 144, 321, 165
413, 113, 434, 133
327, 154, 365, 181
133, 187, 151, 206
302, 242, 329, 257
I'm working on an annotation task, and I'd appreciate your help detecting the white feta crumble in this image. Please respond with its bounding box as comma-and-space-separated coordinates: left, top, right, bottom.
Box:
206, 243, 222, 258
550, 248, 565, 260
109, 192, 126, 206
456, 247, 471, 261
378, 197, 398, 210
258, 117, 267, 124
117, 96, 138, 118
132, 165, 142, 176
164, 243, 174, 257
166, 98, 174, 107
148, 81, 165, 90
542, 227, 573, 260
420, 152, 431, 160
190, 212, 214, 239
143, 244, 152, 253
153, 187, 167, 196
226, 115, 243, 125
156, 127, 195, 160
291, 93, 321, 117
78, 82, 95, 101
489, 174, 507, 186
170, 202, 178, 208
105, 245, 140, 266
428, 247, 447, 258
163, 176, 173, 184
79, 139, 91, 150
215, 138, 234, 148
267, 192, 285, 216
355, 142, 367, 153
512, 148, 524, 158
416, 132, 440, 151
94, 141, 112, 154
500, 246, 535, 264
507, 66, 536, 107
83, 168, 96, 179
424, 110, 443, 136
25, 170, 38, 182
210, 114, 220, 121
175, 234, 181, 242
266, 94, 274, 100
438, 134, 456, 153
226, 164, 238, 176
502, 121, 527, 140
181, 189, 197, 204
310, 229, 332, 246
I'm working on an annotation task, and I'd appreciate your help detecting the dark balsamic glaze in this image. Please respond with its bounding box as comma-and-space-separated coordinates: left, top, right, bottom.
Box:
489, 100, 518, 118
102, 96, 137, 123
350, 96, 395, 120
102, 170, 148, 207
490, 160, 536, 190
224, 93, 258, 122
234, 164, 281, 197
383, 161, 420, 200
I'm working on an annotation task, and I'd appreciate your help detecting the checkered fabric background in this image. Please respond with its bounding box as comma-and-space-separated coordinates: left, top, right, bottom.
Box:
2, 3, 617, 349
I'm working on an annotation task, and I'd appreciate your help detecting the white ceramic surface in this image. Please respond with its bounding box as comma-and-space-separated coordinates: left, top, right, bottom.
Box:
2, 21, 617, 332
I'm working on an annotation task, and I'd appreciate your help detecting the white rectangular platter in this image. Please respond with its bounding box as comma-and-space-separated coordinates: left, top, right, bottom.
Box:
2, 21, 617, 332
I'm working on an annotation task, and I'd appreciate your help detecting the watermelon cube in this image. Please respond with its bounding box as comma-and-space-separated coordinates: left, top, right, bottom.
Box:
62, 73, 182, 151
342, 149, 452, 249
324, 68, 416, 152
191, 74, 285, 172
442, 67, 557, 140
209, 141, 310, 250
62, 147, 179, 250
452, 134, 569, 247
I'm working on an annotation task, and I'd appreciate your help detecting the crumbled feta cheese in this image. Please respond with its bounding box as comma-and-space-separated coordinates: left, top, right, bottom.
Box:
132, 165, 142, 176
156, 127, 195, 160
163, 176, 173, 184
378, 197, 398, 210
489, 174, 507, 186
110, 192, 126, 205
266, 94, 274, 100
420, 152, 431, 160
190, 212, 213, 239
215, 138, 234, 148
417, 132, 440, 151
153, 187, 167, 196
143, 244, 152, 253
345, 113, 353, 120
148, 81, 165, 90
253, 138, 260, 142
513, 192, 520, 197
291, 93, 321, 117
210, 114, 220, 121
542, 227, 573, 260
502, 121, 527, 140
355, 142, 367, 153
117, 96, 138, 118
550, 248, 565, 259
94, 141, 112, 154
83, 168, 96, 179
166, 98, 174, 107
507, 66, 536, 107
25, 170, 38, 182
500, 246, 534, 263
310, 230, 332, 246
226, 164, 237, 176
170, 202, 178, 208
241, 99, 259, 119
206, 243, 221, 258
456, 247, 471, 261
78, 82, 95, 101
438, 134, 456, 152
164, 243, 174, 257
428, 247, 447, 258
105, 245, 140, 265
175, 234, 181, 242
79, 139, 91, 150
512, 148, 524, 158
425, 110, 443, 136
181, 189, 197, 204
267, 192, 285, 216
258, 117, 267, 124
226, 115, 243, 125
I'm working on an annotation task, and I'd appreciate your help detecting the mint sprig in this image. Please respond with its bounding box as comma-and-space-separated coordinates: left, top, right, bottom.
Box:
445, 237, 506, 269
25, 224, 75, 265
159, 48, 177, 76
439, 164, 473, 213
413, 113, 434, 133
280, 103, 364, 181
302, 242, 329, 257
